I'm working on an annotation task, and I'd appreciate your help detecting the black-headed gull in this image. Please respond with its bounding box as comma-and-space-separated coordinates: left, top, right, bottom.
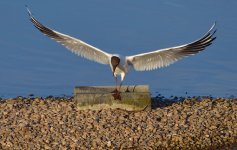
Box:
27, 8, 216, 94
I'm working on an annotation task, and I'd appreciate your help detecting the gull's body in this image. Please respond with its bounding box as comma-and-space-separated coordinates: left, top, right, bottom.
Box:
111, 54, 127, 82
27, 8, 217, 91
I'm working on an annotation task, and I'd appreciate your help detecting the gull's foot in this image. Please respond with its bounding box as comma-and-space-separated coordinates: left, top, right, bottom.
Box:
111, 90, 121, 100
125, 86, 130, 92
112, 92, 121, 100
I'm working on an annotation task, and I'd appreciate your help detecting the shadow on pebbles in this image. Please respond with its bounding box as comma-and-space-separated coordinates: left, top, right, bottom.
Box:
0, 96, 236, 149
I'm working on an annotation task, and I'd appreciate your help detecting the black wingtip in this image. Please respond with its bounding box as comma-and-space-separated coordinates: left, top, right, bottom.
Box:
211, 22, 217, 39
214, 21, 217, 26
209, 21, 217, 32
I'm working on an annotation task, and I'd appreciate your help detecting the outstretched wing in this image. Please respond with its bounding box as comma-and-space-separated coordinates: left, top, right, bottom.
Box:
27, 8, 111, 65
126, 23, 217, 71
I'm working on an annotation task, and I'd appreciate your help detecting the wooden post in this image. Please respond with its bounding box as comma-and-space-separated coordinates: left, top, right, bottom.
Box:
74, 85, 151, 111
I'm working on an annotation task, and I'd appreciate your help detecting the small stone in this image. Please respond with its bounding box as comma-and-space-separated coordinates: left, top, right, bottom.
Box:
107, 141, 112, 147
209, 125, 217, 130
137, 126, 141, 131
0, 97, 235, 149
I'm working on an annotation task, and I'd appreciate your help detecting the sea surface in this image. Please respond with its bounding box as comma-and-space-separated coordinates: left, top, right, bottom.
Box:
0, 1, 236, 98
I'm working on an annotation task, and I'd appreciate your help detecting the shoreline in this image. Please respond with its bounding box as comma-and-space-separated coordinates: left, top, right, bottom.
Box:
0, 96, 236, 149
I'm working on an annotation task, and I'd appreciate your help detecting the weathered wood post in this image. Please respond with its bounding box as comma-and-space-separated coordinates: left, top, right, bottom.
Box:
74, 85, 151, 111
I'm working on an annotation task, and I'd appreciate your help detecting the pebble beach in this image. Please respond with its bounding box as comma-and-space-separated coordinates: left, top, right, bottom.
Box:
0, 96, 236, 149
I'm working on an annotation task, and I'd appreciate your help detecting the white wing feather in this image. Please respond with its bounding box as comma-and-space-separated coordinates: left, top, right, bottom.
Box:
28, 9, 111, 65
126, 23, 217, 71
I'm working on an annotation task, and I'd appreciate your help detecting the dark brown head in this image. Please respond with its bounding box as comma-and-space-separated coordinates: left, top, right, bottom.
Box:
111, 56, 120, 75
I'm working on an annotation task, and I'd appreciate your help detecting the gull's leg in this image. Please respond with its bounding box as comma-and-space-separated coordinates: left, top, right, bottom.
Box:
112, 80, 122, 100
111, 76, 118, 93
112, 79, 122, 93
116, 76, 119, 91
112, 73, 125, 100
116, 80, 123, 92
111, 77, 122, 100
125, 86, 130, 92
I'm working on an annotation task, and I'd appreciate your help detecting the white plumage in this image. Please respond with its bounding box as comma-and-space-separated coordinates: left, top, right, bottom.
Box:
27, 8, 216, 90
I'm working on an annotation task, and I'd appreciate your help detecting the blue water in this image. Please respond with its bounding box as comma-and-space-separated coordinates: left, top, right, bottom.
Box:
0, 1, 237, 98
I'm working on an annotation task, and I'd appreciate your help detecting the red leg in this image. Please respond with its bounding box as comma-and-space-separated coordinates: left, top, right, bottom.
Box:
111, 77, 122, 100
111, 76, 118, 93
118, 81, 123, 92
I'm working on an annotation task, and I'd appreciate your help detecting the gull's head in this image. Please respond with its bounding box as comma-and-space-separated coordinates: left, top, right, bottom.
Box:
111, 56, 120, 76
